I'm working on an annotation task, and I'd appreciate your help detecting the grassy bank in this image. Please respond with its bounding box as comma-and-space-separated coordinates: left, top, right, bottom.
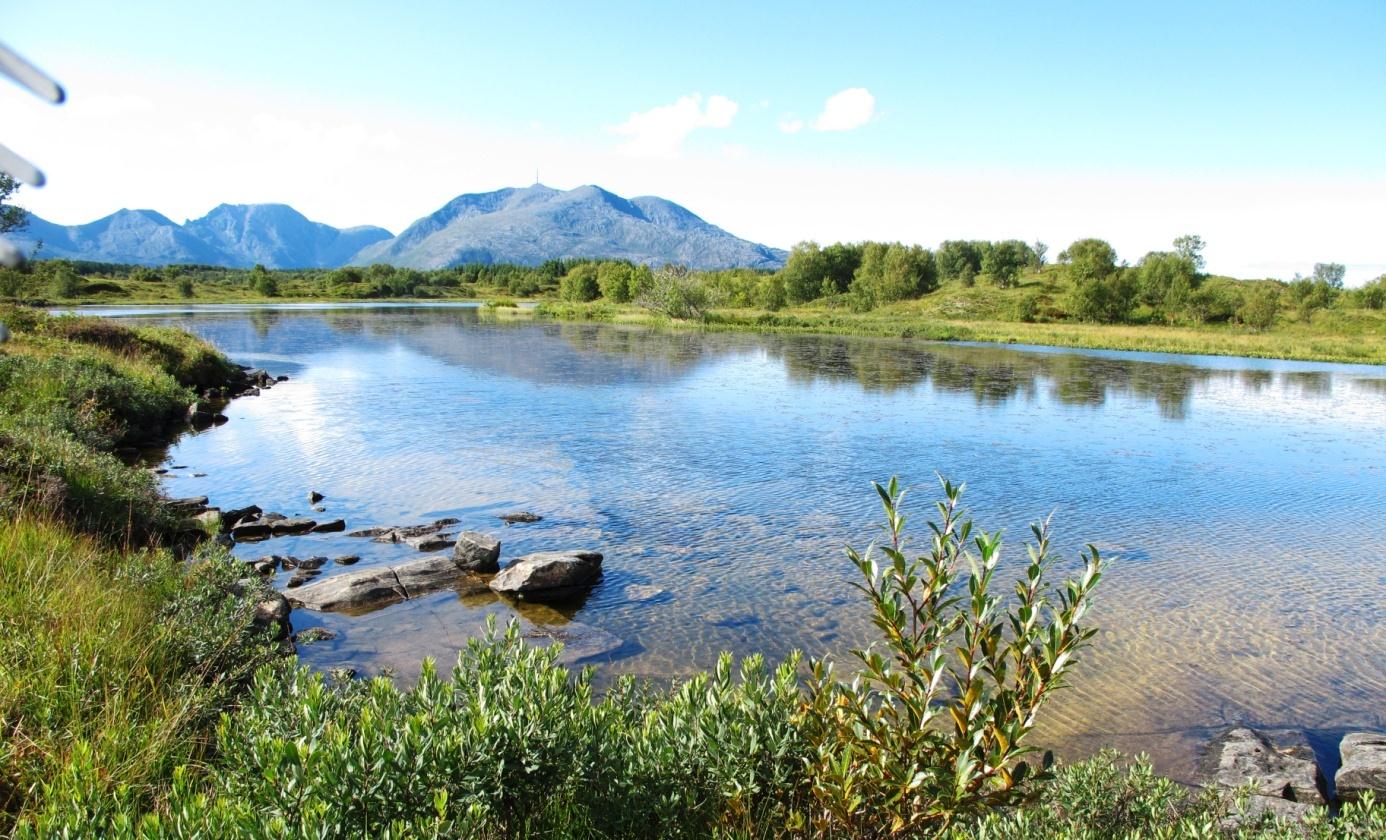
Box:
2, 303, 1383, 837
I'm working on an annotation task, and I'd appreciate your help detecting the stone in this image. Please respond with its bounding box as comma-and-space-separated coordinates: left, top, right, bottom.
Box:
334, 555, 360, 566
1336, 732, 1386, 803
231, 521, 272, 541
347, 526, 394, 538
166, 496, 209, 514
452, 531, 501, 573
298, 556, 328, 571
312, 519, 346, 533
392, 554, 468, 598
193, 508, 221, 530
271, 518, 316, 536
489, 551, 603, 601
280, 556, 299, 570
261, 512, 287, 523
406, 533, 455, 552
313, 505, 326, 512
253, 560, 276, 576
254, 591, 291, 625
622, 584, 667, 603
371, 518, 462, 543
498, 511, 543, 525
287, 567, 406, 612
308, 490, 324, 503
1201, 727, 1325, 805
294, 627, 336, 645
222, 505, 262, 532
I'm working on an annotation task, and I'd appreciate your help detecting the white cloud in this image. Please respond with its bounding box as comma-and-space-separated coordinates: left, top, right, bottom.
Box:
813, 87, 875, 132
777, 115, 803, 134
610, 93, 738, 158
721, 144, 748, 160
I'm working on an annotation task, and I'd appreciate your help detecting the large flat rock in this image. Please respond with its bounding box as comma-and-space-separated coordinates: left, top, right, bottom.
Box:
1201, 727, 1325, 805
1337, 732, 1386, 803
489, 551, 602, 601
288, 567, 405, 612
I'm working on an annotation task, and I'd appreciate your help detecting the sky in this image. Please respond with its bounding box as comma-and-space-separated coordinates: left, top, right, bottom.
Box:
2, 0, 1384, 283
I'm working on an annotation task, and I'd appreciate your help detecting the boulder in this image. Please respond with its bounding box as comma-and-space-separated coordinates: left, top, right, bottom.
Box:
166, 496, 210, 514
271, 518, 316, 536
261, 512, 287, 523
308, 490, 324, 503
222, 505, 262, 532
393, 554, 468, 598
1201, 727, 1325, 805
287, 567, 406, 612
298, 556, 328, 571
231, 520, 272, 541
1336, 732, 1386, 803
489, 551, 603, 601
498, 511, 543, 525
371, 518, 462, 543
452, 531, 501, 573
312, 519, 346, 533
193, 508, 222, 530
334, 555, 360, 566
347, 526, 394, 538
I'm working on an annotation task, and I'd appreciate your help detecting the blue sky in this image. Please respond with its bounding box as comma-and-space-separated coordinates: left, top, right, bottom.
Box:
3, 0, 1384, 281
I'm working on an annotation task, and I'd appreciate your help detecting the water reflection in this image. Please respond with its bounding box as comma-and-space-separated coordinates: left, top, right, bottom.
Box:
103, 305, 1386, 782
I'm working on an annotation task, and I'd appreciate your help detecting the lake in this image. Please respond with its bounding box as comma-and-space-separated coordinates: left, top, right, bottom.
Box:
97, 303, 1386, 779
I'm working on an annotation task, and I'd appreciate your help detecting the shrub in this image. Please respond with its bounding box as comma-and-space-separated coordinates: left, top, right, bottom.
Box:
800, 477, 1104, 836
1237, 284, 1281, 330
559, 264, 601, 302
1355, 275, 1386, 310
597, 261, 636, 302
636, 265, 715, 320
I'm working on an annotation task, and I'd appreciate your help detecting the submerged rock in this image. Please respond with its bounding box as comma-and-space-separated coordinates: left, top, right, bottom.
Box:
405, 533, 456, 552
393, 555, 468, 598
452, 531, 501, 573
498, 511, 543, 525
312, 518, 346, 533
1336, 732, 1386, 803
334, 555, 360, 566
308, 490, 324, 503
489, 551, 602, 601
295, 627, 336, 645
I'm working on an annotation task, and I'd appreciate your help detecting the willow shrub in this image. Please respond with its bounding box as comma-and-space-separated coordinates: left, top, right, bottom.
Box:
800, 478, 1104, 836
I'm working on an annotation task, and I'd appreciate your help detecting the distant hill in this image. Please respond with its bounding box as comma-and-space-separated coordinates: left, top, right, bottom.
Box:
353, 184, 787, 270
9, 186, 786, 271
10, 204, 392, 269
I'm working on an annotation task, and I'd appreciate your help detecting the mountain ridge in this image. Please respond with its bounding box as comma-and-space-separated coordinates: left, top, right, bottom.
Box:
10, 185, 787, 270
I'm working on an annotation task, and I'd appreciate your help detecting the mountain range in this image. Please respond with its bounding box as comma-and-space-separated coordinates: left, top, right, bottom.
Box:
11, 185, 787, 271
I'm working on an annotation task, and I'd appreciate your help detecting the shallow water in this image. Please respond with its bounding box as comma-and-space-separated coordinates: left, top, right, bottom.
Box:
99, 304, 1386, 780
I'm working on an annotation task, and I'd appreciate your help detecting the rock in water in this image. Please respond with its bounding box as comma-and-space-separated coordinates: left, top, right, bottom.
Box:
287, 567, 406, 612
452, 531, 501, 573
270, 517, 316, 536
308, 490, 324, 503
1336, 732, 1386, 803
392, 555, 468, 598
312, 519, 346, 533
231, 520, 272, 541
406, 533, 456, 552
1201, 727, 1325, 805
489, 551, 602, 601
498, 511, 543, 525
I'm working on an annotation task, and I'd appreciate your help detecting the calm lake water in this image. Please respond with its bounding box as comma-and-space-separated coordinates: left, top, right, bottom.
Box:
98, 304, 1386, 779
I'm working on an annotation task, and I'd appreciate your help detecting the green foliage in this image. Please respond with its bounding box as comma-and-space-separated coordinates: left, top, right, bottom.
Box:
849, 242, 937, 311
801, 477, 1103, 837
1236, 284, 1281, 330
559, 263, 601, 302
251, 264, 278, 297
981, 240, 1033, 288
636, 264, 714, 320
938, 240, 984, 285
0, 171, 27, 234
1060, 239, 1118, 284
47, 262, 81, 299
597, 261, 636, 302
176, 275, 195, 298
1356, 275, 1386, 310
1188, 278, 1245, 324
822, 242, 865, 294
1172, 234, 1206, 272
1136, 252, 1199, 317
782, 241, 830, 304
1310, 262, 1345, 289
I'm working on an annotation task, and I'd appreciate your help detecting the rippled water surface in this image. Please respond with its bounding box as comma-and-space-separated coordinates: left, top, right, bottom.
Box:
102, 304, 1386, 778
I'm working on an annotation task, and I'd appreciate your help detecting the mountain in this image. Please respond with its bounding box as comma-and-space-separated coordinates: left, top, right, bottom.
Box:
11, 186, 786, 270
10, 204, 393, 269
351, 185, 787, 270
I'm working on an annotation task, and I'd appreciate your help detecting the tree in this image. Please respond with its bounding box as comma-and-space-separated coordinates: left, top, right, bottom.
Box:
936, 240, 983, 284
1311, 262, 1346, 289
981, 240, 1031, 288
1135, 251, 1197, 316
780, 241, 828, 304
1237, 284, 1280, 330
559, 263, 600, 302
0, 172, 29, 234
1356, 275, 1386, 310
1172, 234, 1206, 272
177, 276, 195, 298
821, 242, 864, 295
1061, 239, 1131, 323
1031, 241, 1048, 268
251, 264, 278, 297
49, 262, 80, 299
849, 242, 935, 310
596, 262, 635, 302
1058, 238, 1118, 283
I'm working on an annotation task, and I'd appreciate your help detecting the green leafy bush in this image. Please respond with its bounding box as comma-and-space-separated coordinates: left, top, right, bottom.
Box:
800, 477, 1104, 836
